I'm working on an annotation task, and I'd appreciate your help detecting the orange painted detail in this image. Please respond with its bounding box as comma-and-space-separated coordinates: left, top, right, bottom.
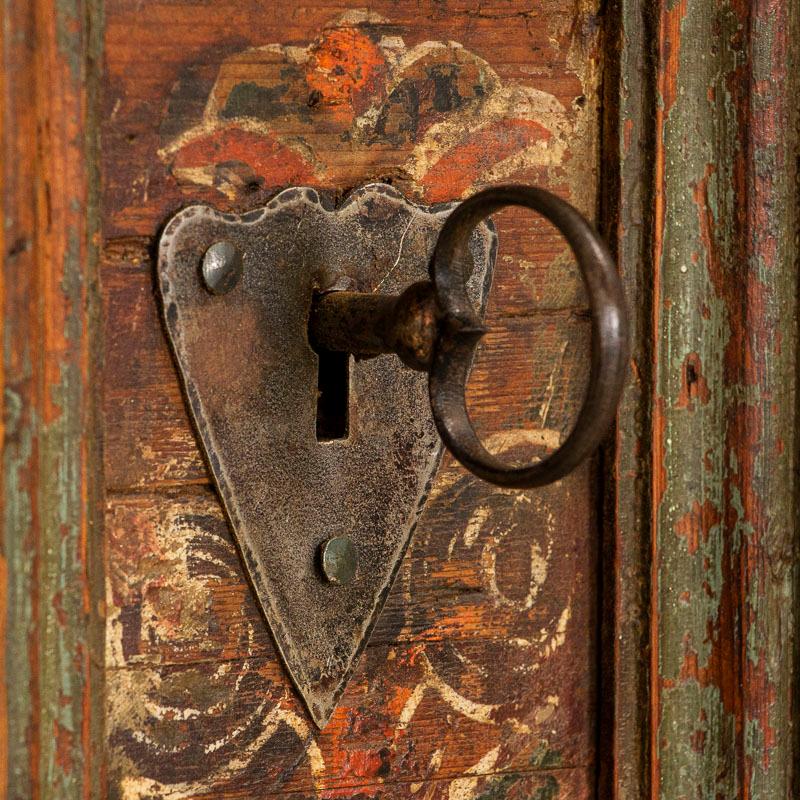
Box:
306, 27, 388, 121
658, 0, 688, 120
623, 117, 634, 152
156, 23, 572, 216
651, 396, 667, 509
419, 119, 553, 203
53, 720, 75, 774
726, 403, 764, 545
172, 126, 317, 189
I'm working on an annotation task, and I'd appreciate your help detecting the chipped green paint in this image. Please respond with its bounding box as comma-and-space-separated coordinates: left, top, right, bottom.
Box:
3, 226, 96, 800
3, 324, 94, 800
38, 313, 88, 796
475, 773, 559, 800
2, 0, 104, 796
455, 746, 564, 799
54, 0, 84, 81
653, 0, 799, 796
527, 744, 562, 770
3, 385, 35, 799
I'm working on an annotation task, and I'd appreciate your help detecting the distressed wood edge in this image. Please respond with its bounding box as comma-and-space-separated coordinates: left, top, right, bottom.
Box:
598, 0, 657, 798
601, 0, 800, 795
86, 1, 106, 797
759, 2, 800, 790
1, 0, 105, 797
754, 2, 800, 793
648, 0, 800, 797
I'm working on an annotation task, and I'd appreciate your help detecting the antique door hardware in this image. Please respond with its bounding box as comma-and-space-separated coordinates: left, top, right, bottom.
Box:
308, 184, 628, 488
157, 183, 627, 726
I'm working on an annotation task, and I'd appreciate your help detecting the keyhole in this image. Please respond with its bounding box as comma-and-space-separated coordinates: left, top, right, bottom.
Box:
314, 347, 350, 441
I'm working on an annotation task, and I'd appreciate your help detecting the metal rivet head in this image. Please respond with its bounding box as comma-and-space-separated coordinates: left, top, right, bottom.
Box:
202, 241, 243, 294
319, 536, 357, 585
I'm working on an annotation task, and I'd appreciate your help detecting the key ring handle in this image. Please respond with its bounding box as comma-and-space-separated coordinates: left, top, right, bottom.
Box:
429, 184, 628, 488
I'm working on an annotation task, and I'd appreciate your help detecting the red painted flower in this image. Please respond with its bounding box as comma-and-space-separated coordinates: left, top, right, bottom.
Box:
159, 13, 572, 204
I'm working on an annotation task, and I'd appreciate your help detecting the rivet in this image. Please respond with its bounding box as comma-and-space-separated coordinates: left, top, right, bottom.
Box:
319, 536, 357, 586
202, 241, 243, 294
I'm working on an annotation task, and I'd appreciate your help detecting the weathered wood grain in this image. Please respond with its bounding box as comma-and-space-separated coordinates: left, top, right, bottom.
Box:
651, 0, 800, 796
1, 0, 104, 797
104, 474, 595, 797
598, 0, 656, 797
105, 467, 594, 655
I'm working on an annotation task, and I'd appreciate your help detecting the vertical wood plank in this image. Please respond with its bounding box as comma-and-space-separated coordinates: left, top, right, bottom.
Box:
0, 0, 104, 796
651, 0, 799, 797
601, 0, 656, 797
738, 5, 799, 795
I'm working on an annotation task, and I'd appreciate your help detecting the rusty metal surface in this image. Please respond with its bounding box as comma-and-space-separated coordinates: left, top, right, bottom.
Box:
310, 281, 440, 372
157, 183, 495, 726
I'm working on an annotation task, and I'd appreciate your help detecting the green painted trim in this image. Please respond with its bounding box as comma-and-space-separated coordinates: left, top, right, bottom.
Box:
2, 0, 104, 796
652, 0, 799, 796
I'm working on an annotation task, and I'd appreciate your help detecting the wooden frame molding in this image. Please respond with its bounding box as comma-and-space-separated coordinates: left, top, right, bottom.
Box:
1, 0, 104, 797
651, 0, 800, 794
602, 0, 658, 796
607, 0, 800, 796
646, 0, 798, 796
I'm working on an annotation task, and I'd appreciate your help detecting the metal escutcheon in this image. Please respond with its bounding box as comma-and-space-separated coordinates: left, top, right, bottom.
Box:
157, 182, 628, 726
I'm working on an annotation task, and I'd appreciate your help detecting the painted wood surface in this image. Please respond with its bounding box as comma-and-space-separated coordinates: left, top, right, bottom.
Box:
99, 2, 603, 798
1, 0, 104, 797
4, 0, 799, 797
650, 0, 799, 797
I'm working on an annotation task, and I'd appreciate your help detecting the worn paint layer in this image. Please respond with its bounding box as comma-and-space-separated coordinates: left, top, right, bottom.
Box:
652, 0, 799, 796
1, 0, 104, 797
104, 466, 593, 797
99, 5, 603, 795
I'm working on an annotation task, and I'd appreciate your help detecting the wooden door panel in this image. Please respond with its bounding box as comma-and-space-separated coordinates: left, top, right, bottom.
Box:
6, 0, 800, 796
0, 0, 607, 794
98, 0, 602, 797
